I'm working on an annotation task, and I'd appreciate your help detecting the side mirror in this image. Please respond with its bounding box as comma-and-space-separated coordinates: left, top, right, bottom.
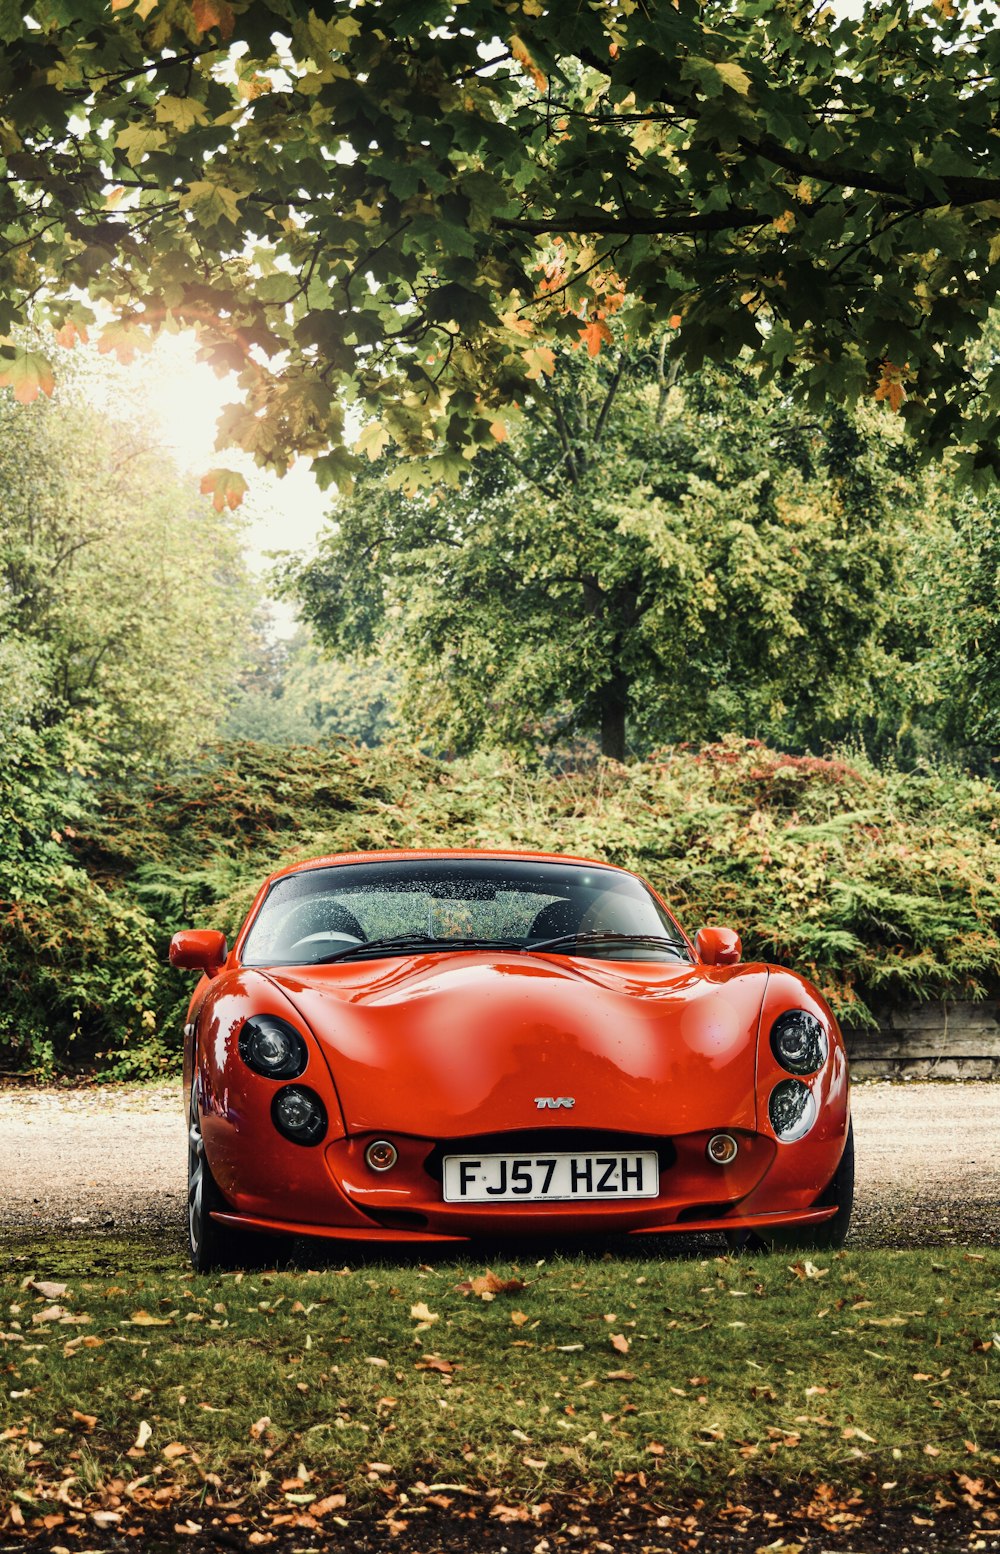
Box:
695, 926, 742, 967
169, 929, 228, 977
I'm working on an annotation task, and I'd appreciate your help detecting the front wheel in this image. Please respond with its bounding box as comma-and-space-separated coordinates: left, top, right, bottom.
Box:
187, 1080, 288, 1272
726, 1120, 855, 1254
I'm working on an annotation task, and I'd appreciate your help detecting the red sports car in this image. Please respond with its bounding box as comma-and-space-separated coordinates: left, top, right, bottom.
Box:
170, 849, 852, 1271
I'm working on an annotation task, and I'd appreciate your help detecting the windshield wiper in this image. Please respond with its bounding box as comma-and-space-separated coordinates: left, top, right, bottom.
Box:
315, 934, 517, 964
524, 931, 689, 958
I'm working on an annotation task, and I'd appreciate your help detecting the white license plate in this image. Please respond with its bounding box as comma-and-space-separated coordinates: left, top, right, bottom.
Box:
442, 1151, 659, 1203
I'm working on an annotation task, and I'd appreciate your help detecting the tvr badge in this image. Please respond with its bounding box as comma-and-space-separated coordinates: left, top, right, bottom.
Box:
534, 1096, 575, 1110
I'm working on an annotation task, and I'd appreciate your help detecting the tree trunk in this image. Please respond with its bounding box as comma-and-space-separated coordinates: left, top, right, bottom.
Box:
600, 680, 629, 762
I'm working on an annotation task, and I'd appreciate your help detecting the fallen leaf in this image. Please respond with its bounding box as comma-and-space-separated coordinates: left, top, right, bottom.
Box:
134, 1421, 152, 1450
30, 1280, 69, 1299
410, 1301, 439, 1326
130, 1309, 172, 1326
414, 1355, 455, 1375
71, 1410, 97, 1431
250, 1416, 271, 1441
311, 1494, 347, 1516
455, 1269, 526, 1301
163, 1441, 189, 1460
610, 1333, 630, 1355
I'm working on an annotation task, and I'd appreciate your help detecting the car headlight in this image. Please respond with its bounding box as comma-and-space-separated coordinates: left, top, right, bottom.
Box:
239, 1015, 308, 1080
770, 1009, 828, 1075
768, 1078, 817, 1142
272, 1085, 327, 1145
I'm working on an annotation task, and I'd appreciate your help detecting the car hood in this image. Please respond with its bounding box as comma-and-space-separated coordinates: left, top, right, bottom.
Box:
264, 952, 768, 1138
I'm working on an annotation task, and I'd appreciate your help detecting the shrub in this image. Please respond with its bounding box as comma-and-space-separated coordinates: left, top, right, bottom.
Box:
3, 737, 999, 1075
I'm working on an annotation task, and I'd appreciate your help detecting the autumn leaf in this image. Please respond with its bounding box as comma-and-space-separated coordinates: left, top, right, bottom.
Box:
70, 1410, 97, 1430
510, 1310, 530, 1326
200, 468, 248, 511
97, 320, 151, 364
192, 0, 235, 37
0, 349, 55, 404
249, 1416, 271, 1441
414, 1355, 455, 1374
610, 1332, 630, 1354
511, 35, 547, 91
874, 361, 908, 413
454, 1269, 526, 1301
52, 321, 89, 349
29, 1280, 68, 1300
129, 1309, 172, 1326
410, 1301, 439, 1328
311, 1494, 347, 1516
578, 318, 613, 357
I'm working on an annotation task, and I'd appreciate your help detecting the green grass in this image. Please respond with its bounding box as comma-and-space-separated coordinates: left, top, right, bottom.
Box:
2, 1235, 998, 1525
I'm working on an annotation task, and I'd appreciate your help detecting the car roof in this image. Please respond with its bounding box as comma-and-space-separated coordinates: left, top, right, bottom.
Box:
263, 848, 630, 887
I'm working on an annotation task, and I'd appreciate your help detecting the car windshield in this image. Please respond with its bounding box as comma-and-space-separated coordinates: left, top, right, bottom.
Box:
240, 857, 689, 967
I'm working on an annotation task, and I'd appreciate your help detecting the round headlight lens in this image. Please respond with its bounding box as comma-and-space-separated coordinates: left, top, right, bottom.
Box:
272, 1085, 327, 1145
769, 1079, 817, 1143
239, 1016, 307, 1080
770, 1009, 828, 1075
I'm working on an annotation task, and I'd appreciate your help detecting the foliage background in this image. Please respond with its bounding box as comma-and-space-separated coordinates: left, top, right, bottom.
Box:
4, 736, 1000, 1078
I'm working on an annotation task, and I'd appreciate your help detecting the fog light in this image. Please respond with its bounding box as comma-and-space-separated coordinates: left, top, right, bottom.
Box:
769, 1079, 817, 1143
706, 1133, 739, 1165
272, 1085, 327, 1146
365, 1139, 398, 1172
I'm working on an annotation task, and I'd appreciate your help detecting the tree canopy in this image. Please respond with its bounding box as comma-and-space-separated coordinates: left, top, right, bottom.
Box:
4, 0, 1000, 487
285, 347, 989, 762
0, 372, 256, 771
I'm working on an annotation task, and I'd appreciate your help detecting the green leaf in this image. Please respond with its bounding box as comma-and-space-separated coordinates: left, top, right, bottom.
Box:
154, 96, 210, 133
179, 181, 244, 226
713, 60, 752, 96
115, 125, 168, 163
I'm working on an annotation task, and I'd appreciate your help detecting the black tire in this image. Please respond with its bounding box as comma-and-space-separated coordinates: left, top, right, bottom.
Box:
726, 1120, 854, 1254
187, 1079, 288, 1272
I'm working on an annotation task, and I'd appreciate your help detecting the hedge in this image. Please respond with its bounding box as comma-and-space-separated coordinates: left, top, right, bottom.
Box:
3, 737, 999, 1077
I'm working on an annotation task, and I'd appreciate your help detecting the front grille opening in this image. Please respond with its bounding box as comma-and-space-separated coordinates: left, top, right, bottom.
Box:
362, 1207, 429, 1231
675, 1201, 736, 1222
423, 1130, 676, 1182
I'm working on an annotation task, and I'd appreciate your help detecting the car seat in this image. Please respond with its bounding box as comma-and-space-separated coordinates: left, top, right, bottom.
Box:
527, 897, 583, 943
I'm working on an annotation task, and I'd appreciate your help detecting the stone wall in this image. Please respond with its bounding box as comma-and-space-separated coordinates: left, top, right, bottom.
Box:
845, 1000, 1000, 1079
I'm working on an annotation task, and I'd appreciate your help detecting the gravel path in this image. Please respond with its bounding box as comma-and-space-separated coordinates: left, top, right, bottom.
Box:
0, 1081, 997, 1247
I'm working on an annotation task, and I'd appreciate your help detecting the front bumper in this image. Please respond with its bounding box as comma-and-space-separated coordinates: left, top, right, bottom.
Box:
207, 1122, 845, 1242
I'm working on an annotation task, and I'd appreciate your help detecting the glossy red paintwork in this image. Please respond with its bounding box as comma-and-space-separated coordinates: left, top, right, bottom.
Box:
695, 925, 742, 966
177, 848, 850, 1246
170, 929, 227, 977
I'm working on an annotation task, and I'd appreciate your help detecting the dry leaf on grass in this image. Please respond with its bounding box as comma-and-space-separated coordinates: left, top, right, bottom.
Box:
455, 1269, 526, 1301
